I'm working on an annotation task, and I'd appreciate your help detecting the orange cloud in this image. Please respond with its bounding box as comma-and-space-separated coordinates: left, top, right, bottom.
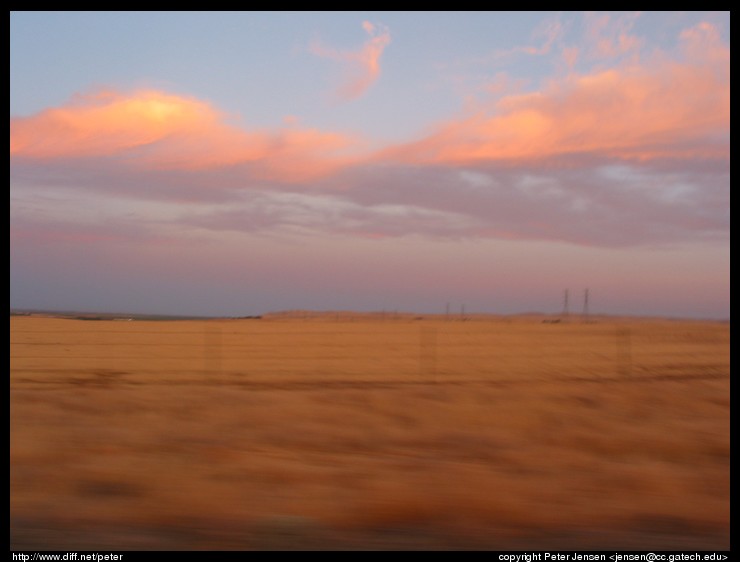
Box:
383, 22, 729, 166
10, 89, 358, 182
310, 20, 391, 101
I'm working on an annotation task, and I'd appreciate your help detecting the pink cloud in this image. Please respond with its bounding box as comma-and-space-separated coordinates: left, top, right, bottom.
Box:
10, 89, 359, 183
310, 20, 391, 101
583, 11, 643, 61
8, 20, 729, 251
381, 22, 729, 167
482, 15, 565, 66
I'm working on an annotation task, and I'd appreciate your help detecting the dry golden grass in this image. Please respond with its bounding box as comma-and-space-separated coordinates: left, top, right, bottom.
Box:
10, 314, 729, 550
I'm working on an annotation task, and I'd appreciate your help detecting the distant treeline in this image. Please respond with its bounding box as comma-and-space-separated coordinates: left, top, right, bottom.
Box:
10, 309, 262, 321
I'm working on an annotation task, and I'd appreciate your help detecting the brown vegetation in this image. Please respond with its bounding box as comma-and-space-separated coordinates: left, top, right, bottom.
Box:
10, 315, 729, 550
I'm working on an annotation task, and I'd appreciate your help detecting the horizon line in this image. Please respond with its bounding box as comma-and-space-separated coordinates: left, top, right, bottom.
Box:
9, 307, 729, 323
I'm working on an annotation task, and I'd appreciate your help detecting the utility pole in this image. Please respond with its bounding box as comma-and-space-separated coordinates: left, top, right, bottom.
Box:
583, 288, 590, 323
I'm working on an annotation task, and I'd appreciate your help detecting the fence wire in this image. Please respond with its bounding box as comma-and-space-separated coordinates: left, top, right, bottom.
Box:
10, 319, 729, 390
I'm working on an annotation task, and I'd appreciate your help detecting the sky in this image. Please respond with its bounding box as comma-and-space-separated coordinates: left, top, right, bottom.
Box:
10, 11, 730, 318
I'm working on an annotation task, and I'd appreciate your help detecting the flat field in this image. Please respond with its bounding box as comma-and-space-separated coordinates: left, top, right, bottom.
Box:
10, 314, 730, 550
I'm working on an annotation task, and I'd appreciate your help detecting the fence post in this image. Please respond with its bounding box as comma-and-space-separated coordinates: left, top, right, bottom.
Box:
616, 326, 632, 376
420, 326, 438, 382
204, 323, 222, 379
